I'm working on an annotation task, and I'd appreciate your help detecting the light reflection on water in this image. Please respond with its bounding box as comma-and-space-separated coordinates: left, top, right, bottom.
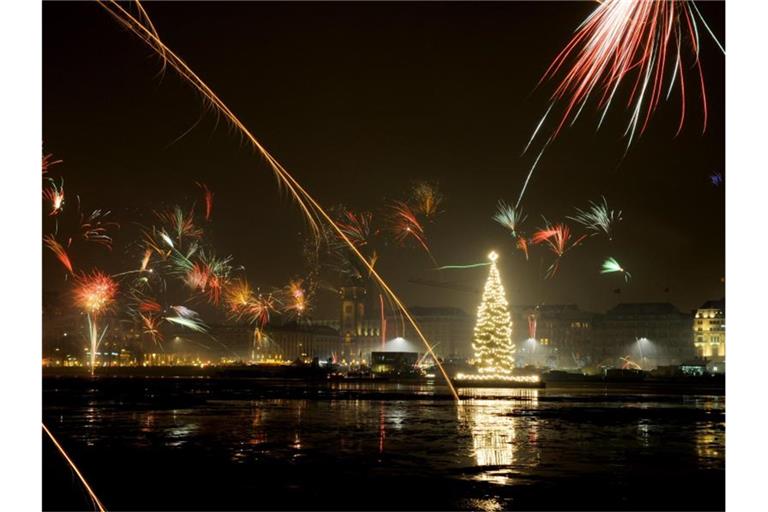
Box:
44, 383, 724, 508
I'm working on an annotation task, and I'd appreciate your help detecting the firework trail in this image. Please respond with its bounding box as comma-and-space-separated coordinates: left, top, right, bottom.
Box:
42, 152, 63, 174
165, 314, 208, 333
80, 209, 119, 249
43, 424, 106, 512
74, 271, 118, 374
155, 206, 203, 245
410, 181, 444, 220
44, 235, 74, 275
516, 236, 529, 260
336, 209, 374, 249
387, 200, 436, 263
435, 262, 490, 270
531, 223, 587, 278
43, 178, 65, 216
601, 256, 631, 282
493, 200, 527, 237
196, 182, 214, 221
518, 0, 724, 206
527, 313, 537, 341
567, 196, 622, 240
98, 0, 459, 399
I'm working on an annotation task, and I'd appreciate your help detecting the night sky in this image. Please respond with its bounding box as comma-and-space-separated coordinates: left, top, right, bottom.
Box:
43, 1, 725, 319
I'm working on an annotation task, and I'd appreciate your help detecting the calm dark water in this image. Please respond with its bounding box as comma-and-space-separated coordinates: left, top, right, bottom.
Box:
43, 378, 724, 511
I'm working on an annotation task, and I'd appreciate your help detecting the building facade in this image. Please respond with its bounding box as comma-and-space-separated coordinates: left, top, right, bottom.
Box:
593, 303, 694, 368
693, 299, 725, 370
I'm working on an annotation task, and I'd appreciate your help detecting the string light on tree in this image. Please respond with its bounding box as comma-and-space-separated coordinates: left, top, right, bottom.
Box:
456, 251, 532, 383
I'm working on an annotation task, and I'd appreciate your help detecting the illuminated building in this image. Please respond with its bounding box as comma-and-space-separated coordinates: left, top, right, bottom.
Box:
693, 299, 725, 372
370, 351, 419, 376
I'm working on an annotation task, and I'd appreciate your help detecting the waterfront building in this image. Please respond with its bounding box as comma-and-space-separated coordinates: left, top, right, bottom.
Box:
693, 299, 725, 372
593, 303, 694, 368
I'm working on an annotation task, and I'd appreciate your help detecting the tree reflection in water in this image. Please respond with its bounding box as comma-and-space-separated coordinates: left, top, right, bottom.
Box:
458, 388, 540, 484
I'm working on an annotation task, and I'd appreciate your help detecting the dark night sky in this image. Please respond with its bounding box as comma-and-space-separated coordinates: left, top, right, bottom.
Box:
43, 1, 725, 318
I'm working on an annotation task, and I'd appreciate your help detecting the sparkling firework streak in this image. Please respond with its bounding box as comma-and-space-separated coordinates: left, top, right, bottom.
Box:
98, 0, 459, 400
388, 200, 435, 262
43, 235, 74, 274
516, 236, 529, 260
197, 182, 214, 221
42, 424, 106, 512
80, 209, 119, 249
139, 312, 164, 345
140, 249, 152, 271
528, 313, 537, 340
492, 200, 527, 237
284, 279, 309, 317
42, 152, 63, 174
336, 209, 374, 248
518, 0, 724, 207
43, 178, 65, 216
165, 314, 208, 333
435, 262, 491, 270
410, 181, 444, 220
531, 223, 587, 278
156, 206, 203, 244
537, 0, 723, 146
601, 257, 631, 282
568, 196, 622, 240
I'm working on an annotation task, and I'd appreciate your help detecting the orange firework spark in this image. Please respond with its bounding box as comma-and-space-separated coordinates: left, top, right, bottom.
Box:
43, 235, 74, 274
516, 236, 529, 260
140, 249, 152, 271
97, 0, 459, 400
74, 271, 118, 315
42, 152, 63, 174
197, 182, 214, 221
42, 179, 65, 216
139, 312, 164, 344
225, 279, 253, 314
138, 298, 162, 313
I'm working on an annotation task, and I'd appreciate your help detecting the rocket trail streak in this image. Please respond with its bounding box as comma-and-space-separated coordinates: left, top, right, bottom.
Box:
99, 0, 460, 401
43, 424, 106, 512
436, 263, 491, 270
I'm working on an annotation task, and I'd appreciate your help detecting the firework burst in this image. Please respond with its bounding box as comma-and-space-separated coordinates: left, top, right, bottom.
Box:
531, 223, 587, 278
80, 209, 119, 249
43, 178, 65, 216
493, 201, 527, 237
568, 197, 622, 240
74, 271, 118, 374
601, 257, 631, 282
387, 200, 435, 262
410, 181, 444, 220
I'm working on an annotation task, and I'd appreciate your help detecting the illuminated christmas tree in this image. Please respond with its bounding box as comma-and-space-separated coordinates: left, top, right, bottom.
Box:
471, 251, 515, 378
